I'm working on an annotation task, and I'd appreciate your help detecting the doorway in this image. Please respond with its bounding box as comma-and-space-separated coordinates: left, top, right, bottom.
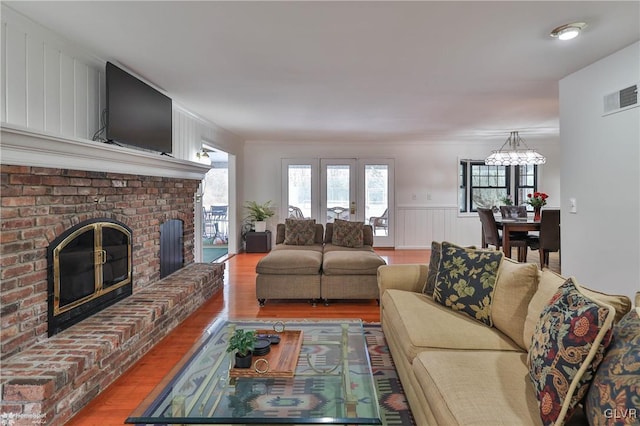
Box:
201, 148, 229, 262
282, 158, 394, 247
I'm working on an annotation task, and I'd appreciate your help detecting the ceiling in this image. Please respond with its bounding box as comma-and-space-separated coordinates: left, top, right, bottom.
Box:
6, 1, 640, 143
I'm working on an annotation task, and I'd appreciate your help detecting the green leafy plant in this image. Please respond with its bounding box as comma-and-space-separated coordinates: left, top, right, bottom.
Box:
226, 329, 256, 357
244, 200, 275, 222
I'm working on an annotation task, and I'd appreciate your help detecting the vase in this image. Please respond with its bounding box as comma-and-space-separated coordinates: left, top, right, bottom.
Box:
254, 221, 267, 233
533, 207, 541, 221
234, 352, 253, 369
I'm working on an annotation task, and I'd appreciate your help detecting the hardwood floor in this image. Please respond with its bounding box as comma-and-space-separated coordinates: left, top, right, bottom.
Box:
67, 248, 558, 425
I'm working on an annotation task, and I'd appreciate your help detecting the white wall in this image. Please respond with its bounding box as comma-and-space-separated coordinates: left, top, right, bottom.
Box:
243, 137, 561, 248
559, 42, 640, 302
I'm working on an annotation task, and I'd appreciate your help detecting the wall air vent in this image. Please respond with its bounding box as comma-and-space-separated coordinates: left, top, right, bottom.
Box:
603, 82, 639, 116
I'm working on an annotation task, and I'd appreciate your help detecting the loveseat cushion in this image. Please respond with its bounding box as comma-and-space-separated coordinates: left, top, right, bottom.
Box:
433, 242, 503, 326
491, 258, 539, 349
585, 307, 640, 425
322, 249, 385, 275
523, 269, 632, 349
381, 289, 522, 364
528, 279, 615, 426
256, 249, 322, 275
275, 223, 324, 245
331, 219, 364, 248
412, 350, 542, 425
324, 223, 374, 246
283, 218, 317, 245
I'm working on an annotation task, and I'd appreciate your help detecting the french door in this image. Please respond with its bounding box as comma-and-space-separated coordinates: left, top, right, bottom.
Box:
282, 158, 394, 247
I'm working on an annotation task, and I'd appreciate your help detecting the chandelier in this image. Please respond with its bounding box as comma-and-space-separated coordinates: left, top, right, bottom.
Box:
485, 131, 546, 166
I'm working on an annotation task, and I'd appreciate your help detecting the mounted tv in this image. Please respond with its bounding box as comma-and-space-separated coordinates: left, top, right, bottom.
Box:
106, 62, 172, 154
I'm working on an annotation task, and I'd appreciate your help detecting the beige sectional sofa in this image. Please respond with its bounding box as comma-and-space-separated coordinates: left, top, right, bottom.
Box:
256, 221, 386, 306
378, 242, 634, 426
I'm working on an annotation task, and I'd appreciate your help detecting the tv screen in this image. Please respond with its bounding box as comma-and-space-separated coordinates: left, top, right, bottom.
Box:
106, 62, 172, 154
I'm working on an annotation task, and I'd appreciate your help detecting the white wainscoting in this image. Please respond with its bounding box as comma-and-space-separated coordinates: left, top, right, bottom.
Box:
395, 206, 482, 249
1, 6, 104, 140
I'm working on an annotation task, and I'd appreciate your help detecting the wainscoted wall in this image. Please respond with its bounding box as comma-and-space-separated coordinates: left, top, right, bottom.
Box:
1, 6, 104, 138
395, 206, 481, 248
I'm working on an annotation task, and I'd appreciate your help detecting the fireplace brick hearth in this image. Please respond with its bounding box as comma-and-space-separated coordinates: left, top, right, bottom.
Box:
1, 262, 224, 424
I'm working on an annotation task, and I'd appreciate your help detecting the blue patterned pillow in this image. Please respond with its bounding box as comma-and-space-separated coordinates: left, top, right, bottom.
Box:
528, 279, 615, 426
585, 307, 640, 425
432, 241, 503, 326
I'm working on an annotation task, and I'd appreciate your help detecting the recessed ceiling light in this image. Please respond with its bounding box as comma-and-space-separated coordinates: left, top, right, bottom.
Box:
550, 22, 587, 41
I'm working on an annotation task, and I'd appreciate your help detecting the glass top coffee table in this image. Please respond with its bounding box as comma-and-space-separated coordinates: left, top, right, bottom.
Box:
126, 319, 381, 424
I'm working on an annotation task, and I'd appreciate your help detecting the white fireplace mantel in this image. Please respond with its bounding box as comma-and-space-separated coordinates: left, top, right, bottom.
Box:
1, 124, 211, 180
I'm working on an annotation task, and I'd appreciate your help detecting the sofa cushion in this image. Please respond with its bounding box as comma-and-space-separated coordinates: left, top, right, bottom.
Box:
276, 223, 324, 245
422, 241, 441, 296
491, 258, 539, 349
322, 249, 385, 276
412, 350, 542, 425
433, 241, 503, 326
381, 289, 522, 364
523, 269, 632, 349
331, 219, 364, 248
283, 218, 316, 245
324, 223, 374, 246
255, 249, 322, 275
585, 307, 640, 425
528, 279, 615, 426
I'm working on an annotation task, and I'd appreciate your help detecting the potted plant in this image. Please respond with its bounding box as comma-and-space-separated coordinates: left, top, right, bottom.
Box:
244, 200, 275, 233
227, 328, 256, 368
526, 191, 549, 221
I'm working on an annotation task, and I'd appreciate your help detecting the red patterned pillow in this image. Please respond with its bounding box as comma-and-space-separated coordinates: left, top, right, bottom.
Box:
528, 279, 615, 425
331, 219, 364, 248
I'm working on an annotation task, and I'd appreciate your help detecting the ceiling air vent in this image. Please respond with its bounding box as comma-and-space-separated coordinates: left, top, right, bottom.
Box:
603, 82, 639, 116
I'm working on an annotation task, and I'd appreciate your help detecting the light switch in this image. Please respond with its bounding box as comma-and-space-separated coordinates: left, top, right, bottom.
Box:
569, 198, 577, 214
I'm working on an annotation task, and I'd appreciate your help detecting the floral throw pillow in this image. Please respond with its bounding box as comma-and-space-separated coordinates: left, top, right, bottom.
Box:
528, 279, 615, 426
331, 219, 364, 248
585, 307, 640, 425
284, 218, 316, 245
432, 241, 502, 326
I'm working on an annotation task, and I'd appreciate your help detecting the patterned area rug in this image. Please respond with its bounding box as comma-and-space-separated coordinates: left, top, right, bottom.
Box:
363, 323, 416, 425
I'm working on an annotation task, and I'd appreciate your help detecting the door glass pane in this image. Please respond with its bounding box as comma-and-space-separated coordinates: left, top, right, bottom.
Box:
326, 165, 350, 222
288, 165, 311, 218
365, 165, 388, 236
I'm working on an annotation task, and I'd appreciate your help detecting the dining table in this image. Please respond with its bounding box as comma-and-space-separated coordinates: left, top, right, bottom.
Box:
494, 217, 541, 259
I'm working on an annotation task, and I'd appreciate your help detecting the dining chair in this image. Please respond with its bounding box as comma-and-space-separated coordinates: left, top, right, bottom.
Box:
478, 207, 531, 262
288, 205, 305, 219
537, 209, 561, 268
499, 205, 527, 219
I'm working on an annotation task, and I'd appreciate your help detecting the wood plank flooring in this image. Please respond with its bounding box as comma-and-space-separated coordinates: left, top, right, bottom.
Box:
67, 248, 558, 425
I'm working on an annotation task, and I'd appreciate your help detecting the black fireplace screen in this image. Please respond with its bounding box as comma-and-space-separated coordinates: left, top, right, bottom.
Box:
47, 218, 132, 336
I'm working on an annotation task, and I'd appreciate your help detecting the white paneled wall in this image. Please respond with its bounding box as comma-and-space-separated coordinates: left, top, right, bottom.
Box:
1, 6, 104, 140
395, 206, 482, 248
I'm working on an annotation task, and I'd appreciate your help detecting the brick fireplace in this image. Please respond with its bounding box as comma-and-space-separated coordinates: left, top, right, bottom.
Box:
1, 164, 200, 359
0, 127, 222, 424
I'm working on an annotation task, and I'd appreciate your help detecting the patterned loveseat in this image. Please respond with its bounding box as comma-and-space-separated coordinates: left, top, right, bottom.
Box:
256, 219, 386, 306
378, 241, 638, 426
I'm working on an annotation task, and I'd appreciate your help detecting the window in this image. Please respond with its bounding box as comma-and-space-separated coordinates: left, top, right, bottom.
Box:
459, 160, 538, 213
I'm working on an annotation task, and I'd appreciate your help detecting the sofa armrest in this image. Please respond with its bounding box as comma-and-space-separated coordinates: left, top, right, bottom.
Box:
377, 264, 429, 296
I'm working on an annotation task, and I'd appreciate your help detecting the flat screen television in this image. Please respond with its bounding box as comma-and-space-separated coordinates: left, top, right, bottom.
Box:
106, 62, 172, 154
